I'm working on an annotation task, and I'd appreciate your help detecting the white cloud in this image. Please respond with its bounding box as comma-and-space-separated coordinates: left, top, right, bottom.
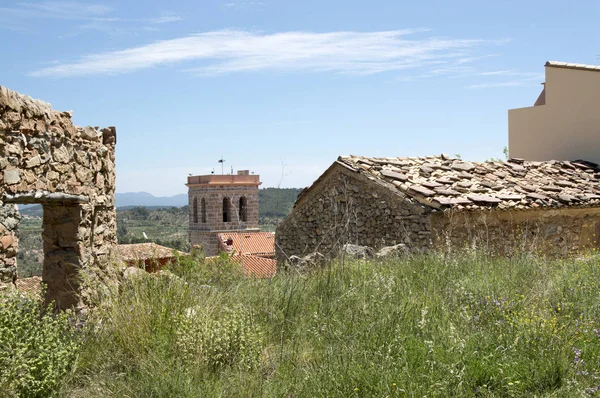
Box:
3, 1, 112, 19
28, 29, 500, 78
222, 2, 265, 10
149, 15, 184, 24
0, 2, 182, 34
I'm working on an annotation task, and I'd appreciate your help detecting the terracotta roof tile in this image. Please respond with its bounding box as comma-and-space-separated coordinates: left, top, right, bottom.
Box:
324, 155, 600, 211
233, 255, 277, 278
15, 276, 43, 298
217, 232, 275, 256
205, 254, 277, 278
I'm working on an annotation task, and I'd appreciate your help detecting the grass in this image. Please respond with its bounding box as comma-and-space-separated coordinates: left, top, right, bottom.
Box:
6, 250, 600, 396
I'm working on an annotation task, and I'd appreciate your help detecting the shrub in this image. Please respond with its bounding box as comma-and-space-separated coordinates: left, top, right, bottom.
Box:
175, 305, 262, 370
0, 291, 80, 397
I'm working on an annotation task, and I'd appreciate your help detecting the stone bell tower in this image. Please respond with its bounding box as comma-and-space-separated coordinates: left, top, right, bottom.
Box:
187, 170, 260, 256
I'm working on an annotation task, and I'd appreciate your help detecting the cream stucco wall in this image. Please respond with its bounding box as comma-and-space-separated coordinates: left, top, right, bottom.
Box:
509, 65, 600, 164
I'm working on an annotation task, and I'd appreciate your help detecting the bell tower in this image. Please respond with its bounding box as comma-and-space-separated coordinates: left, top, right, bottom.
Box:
187, 170, 260, 256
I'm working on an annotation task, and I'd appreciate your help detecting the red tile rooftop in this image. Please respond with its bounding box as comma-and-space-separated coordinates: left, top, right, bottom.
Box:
218, 232, 275, 256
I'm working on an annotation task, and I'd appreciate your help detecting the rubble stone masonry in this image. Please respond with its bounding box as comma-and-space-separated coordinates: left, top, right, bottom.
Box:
276, 164, 433, 263
0, 86, 117, 309
276, 162, 600, 265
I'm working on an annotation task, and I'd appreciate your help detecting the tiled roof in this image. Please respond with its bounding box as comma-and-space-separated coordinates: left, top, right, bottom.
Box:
205, 254, 277, 278
234, 255, 277, 278
545, 61, 600, 72
217, 232, 275, 256
333, 155, 600, 211
115, 243, 183, 262
15, 276, 43, 298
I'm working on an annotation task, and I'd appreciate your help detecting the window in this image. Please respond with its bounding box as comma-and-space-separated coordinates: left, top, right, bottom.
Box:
223, 197, 232, 222
239, 197, 248, 222
201, 198, 207, 223
193, 198, 198, 224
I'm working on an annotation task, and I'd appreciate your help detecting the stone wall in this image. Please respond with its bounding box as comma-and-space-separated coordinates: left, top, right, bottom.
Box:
275, 163, 433, 264
0, 86, 117, 309
431, 207, 600, 256
188, 230, 221, 257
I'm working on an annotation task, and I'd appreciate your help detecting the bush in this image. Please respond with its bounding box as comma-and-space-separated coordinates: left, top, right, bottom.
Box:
0, 291, 80, 397
176, 305, 262, 370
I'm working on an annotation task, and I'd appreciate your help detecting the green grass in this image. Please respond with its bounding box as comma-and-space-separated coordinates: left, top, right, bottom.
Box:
6, 251, 600, 396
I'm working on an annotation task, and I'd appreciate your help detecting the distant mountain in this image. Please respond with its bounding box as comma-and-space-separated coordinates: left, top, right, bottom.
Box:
115, 192, 188, 208
20, 189, 301, 214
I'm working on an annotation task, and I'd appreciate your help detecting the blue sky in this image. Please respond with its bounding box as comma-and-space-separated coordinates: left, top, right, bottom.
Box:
1, 0, 599, 195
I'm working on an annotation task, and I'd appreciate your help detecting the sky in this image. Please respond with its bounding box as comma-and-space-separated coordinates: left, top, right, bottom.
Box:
1, 0, 599, 196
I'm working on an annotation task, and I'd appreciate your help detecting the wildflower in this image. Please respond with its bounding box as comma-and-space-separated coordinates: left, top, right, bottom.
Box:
354, 387, 359, 391
572, 347, 582, 365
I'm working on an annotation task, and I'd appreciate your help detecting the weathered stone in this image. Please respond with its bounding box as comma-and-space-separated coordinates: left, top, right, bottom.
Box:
341, 243, 373, 259
80, 126, 102, 141
25, 155, 42, 168
123, 266, 146, 281
0, 85, 117, 310
3, 169, 20, 185
375, 243, 409, 259
0, 234, 14, 250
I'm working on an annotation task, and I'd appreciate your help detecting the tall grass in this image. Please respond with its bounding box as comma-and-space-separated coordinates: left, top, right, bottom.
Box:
45, 251, 600, 397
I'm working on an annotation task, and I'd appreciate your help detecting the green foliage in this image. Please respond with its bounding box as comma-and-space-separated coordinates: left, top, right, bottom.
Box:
258, 187, 301, 218
52, 251, 600, 396
168, 248, 244, 284
176, 305, 262, 370
0, 291, 80, 397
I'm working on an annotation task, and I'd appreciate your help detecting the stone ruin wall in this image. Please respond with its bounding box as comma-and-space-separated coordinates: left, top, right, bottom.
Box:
431, 207, 600, 256
0, 86, 117, 309
275, 164, 433, 264
276, 162, 600, 265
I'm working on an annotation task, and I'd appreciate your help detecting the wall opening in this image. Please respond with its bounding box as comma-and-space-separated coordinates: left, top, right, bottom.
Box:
239, 196, 248, 222
223, 197, 232, 223
201, 198, 207, 223
16, 205, 43, 278
193, 198, 198, 224
8, 202, 83, 309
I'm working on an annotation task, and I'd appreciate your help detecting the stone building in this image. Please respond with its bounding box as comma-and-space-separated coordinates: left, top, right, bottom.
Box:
276, 155, 600, 263
0, 86, 117, 309
187, 171, 260, 256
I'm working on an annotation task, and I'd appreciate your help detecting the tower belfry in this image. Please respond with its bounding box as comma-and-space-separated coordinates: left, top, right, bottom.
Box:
187, 169, 260, 256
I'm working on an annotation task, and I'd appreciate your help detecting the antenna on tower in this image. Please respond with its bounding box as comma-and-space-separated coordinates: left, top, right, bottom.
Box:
218, 156, 225, 175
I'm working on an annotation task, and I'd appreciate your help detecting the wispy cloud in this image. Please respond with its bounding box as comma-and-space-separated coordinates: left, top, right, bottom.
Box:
0, 1, 183, 34
28, 29, 503, 78
397, 56, 543, 89
149, 15, 184, 24
222, 2, 265, 10
0, 1, 111, 20
467, 71, 543, 89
